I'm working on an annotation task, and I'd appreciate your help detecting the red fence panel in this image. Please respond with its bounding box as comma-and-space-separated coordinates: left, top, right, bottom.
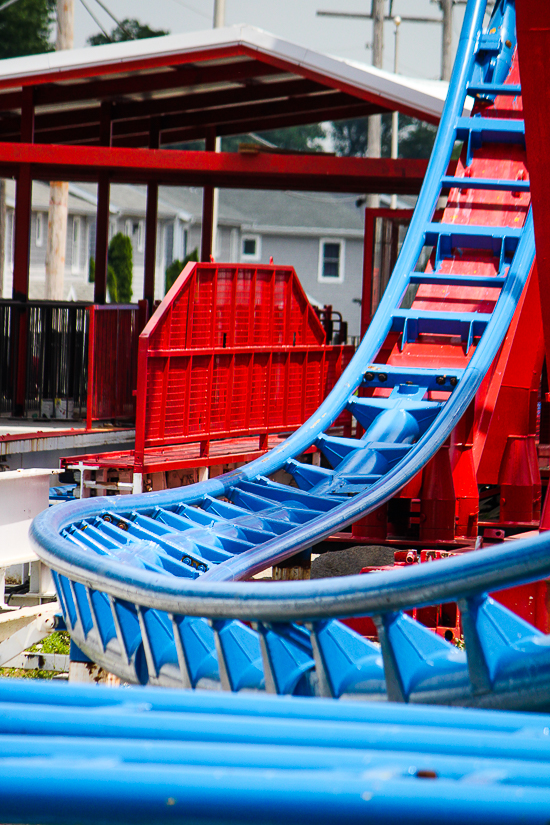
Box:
87, 302, 148, 428
134, 263, 354, 469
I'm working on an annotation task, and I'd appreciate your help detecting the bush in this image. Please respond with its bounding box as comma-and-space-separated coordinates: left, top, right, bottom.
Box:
106, 264, 118, 302
165, 247, 199, 294
88, 256, 95, 283
108, 233, 133, 303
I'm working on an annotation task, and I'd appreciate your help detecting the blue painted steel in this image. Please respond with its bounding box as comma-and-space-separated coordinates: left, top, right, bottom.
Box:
440, 175, 529, 193
27, 0, 548, 711
2, 680, 550, 825
49, 484, 77, 504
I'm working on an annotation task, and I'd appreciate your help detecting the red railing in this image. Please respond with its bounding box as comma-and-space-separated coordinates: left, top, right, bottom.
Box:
86, 302, 148, 429
134, 263, 354, 470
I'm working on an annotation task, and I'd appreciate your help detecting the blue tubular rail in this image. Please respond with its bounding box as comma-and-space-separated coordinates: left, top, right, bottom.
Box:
2, 680, 550, 825
30, 0, 547, 708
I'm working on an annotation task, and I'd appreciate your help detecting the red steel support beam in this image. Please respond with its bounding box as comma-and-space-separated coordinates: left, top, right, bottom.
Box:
11, 87, 34, 416
94, 102, 112, 304
12, 164, 32, 302
12, 89, 34, 301
0, 142, 430, 195
201, 129, 216, 263
516, 2, 550, 359
144, 118, 160, 307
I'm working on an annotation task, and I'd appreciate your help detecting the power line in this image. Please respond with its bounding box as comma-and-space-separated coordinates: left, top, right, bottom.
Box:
92, 0, 134, 38
78, 0, 111, 40
165, 0, 211, 22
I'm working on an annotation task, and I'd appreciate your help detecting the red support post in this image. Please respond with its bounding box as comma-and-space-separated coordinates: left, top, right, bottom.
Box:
143, 119, 160, 308
499, 435, 541, 525
419, 444, 456, 542
12, 86, 34, 302
11, 87, 34, 415
201, 129, 216, 262
516, 4, 550, 361
12, 164, 32, 303
94, 102, 112, 304
94, 175, 109, 304
352, 504, 388, 542
451, 401, 479, 539
144, 182, 158, 306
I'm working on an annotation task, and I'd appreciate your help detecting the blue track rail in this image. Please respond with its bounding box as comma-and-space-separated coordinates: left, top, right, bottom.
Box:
2, 680, 550, 825
30, 0, 549, 710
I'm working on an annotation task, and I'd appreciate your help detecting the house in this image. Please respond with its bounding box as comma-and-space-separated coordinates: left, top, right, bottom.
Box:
1, 181, 368, 338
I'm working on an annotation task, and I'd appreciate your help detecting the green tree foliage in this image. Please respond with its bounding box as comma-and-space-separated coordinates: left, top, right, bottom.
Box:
0, 0, 55, 60
329, 115, 437, 159
107, 233, 133, 303
165, 248, 199, 294
168, 125, 327, 154
106, 264, 118, 302
221, 124, 326, 154
87, 18, 169, 46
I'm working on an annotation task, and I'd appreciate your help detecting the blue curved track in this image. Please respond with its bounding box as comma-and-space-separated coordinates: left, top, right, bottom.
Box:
29, 0, 550, 710
2, 680, 550, 825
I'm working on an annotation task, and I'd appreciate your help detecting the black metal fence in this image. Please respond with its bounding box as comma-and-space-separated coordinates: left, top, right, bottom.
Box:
0, 300, 89, 418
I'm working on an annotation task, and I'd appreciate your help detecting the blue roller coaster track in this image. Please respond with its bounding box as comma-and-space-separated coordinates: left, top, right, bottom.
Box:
29, 0, 550, 712
2, 679, 550, 825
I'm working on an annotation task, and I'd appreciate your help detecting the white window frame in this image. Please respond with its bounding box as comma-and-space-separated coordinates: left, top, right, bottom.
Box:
35, 212, 44, 247
241, 234, 261, 262
124, 219, 133, 238
109, 219, 117, 241
72, 216, 81, 274
318, 238, 345, 283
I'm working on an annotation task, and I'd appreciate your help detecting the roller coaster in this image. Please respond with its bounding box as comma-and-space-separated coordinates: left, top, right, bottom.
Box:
14, 0, 550, 818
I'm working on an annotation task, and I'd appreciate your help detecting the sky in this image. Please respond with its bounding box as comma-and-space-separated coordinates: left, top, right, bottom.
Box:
71, 0, 468, 81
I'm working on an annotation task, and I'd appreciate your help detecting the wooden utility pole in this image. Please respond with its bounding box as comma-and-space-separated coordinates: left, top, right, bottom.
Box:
213, 0, 225, 29
45, 0, 73, 300
205, 0, 225, 260
367, 0, 384, 159
439, 0, 454, 81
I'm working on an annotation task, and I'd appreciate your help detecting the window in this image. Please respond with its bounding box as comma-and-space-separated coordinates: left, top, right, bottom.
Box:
109, 220, 117, 240
35, 212, 44, 247
318, 238, 345, 282
72, 217, 81, 273
124, 219, 133, 238
241, 234, 261, 261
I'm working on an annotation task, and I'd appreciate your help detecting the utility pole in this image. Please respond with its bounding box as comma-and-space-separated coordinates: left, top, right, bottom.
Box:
440, 0, 453, 82
209, 0, 224, 259
213, 0, 225, 29
45, 0, 74, 300
318, 1, 488, 82
390, 15, 401, 210
367, 0, 384, 159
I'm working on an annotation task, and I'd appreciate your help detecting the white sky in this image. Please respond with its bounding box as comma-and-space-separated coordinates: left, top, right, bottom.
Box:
71, 0, 468, 81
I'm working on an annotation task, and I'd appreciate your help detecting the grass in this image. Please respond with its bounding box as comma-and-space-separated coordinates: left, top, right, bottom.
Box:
0, 631, 71, 679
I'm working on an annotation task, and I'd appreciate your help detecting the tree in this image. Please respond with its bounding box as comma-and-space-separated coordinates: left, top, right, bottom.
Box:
0, 0, 55, 60
329, 115, 438, 159
165, 248, 199, 294
87, 18, 169, 46
221, 124, 326, 154
108, 233, 133, 303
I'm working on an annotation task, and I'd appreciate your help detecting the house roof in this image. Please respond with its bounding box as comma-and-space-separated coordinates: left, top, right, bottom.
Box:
0, 25, 457, 149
